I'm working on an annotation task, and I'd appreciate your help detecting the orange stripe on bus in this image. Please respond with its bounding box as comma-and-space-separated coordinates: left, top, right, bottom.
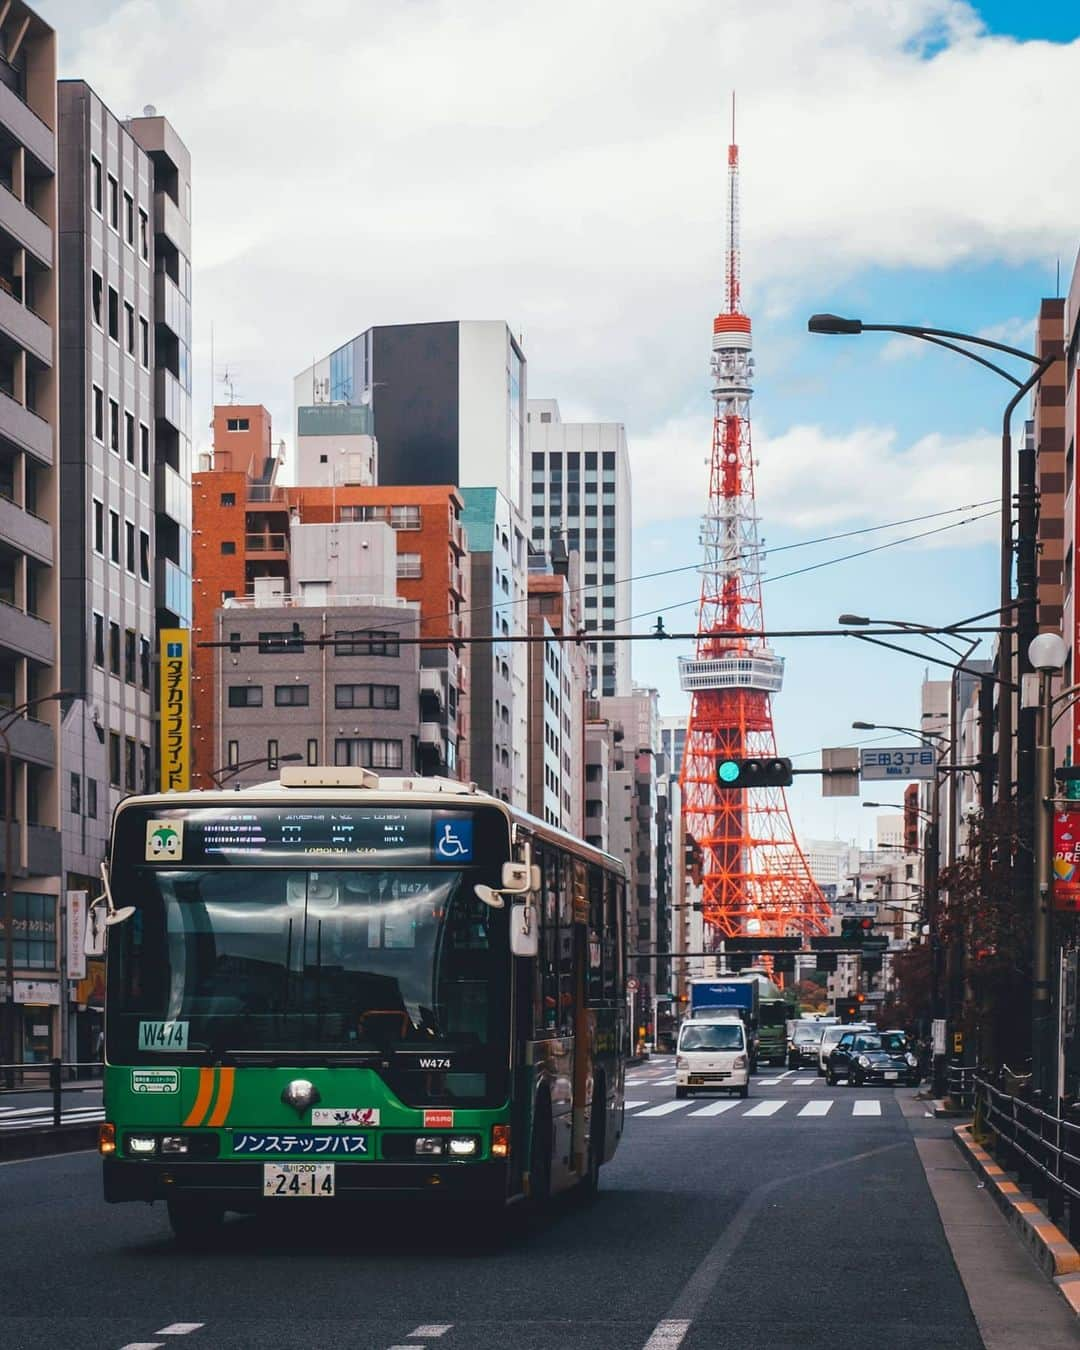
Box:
207, 1067, 235, 1126
184, 1068, 215, 1126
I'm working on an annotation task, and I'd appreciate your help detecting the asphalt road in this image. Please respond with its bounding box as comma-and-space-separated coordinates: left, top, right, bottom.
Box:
0, 1061, 1065, 1350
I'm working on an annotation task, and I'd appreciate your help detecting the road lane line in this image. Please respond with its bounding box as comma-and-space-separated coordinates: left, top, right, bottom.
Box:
156, 1325, 204, 1335
118, 1344, 165, 1349
689, 1100, 740, 1117
642, 1319, 691, 1349
742, 1100, 786, 1117
796, 1077, 818, 1086
409, 1328, 452, 1338
798, 1100, 833, 1117
624, 1100, 650, 1109
634, 1100, 692, 1117
853, 1100, 882, 1116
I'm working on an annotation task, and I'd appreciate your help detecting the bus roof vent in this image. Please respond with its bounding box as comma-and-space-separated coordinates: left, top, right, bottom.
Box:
280, 766, 379, 789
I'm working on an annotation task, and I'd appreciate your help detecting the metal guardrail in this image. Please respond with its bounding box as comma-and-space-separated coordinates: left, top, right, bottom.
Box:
0, 1060, 101, 1129
947, 1064, 975, 1110
974, 1073, 1080, 1244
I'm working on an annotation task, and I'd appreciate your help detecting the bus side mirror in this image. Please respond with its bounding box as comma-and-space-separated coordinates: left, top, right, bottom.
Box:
510, 903, 538, 958
501, 861, 530, 893
85, 901, 107, 957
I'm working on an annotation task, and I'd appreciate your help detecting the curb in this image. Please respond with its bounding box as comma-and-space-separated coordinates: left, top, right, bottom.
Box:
932, 1099, 970, 1118
954, 1123, 1080, 1317
0, 1122, 99, 1163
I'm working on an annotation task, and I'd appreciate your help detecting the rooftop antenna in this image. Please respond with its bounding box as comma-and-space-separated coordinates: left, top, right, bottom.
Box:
1056, 257, 1061, 298
219, 363, 237, 405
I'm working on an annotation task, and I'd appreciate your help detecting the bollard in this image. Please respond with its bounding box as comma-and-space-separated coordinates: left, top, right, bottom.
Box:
50, 1056, 61, 1128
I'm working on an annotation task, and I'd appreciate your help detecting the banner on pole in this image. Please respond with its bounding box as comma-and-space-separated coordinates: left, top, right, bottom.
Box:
66, 890, 88, 981
1052, 811, 1080, 912
158, 628, 191, 791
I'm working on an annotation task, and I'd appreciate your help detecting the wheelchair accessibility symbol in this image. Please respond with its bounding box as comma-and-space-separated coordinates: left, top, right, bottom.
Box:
434, 818, 473, 862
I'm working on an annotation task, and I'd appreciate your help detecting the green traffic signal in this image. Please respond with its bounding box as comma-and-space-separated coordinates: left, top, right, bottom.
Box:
715, 756, 794, 788
718, 760, 741, 784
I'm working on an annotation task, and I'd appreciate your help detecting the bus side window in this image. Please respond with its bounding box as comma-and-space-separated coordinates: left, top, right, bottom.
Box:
537, 842, 559, 1034
557, 851, 575, 1032
614, 877, 626, 993
587, 865, 604, 1005
602, 872, 617, 1001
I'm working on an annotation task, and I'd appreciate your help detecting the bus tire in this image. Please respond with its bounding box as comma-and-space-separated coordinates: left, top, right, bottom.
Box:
166, 1195, 224, 1246
527, 1100, 552, 1215
577, 1082, 604, 1203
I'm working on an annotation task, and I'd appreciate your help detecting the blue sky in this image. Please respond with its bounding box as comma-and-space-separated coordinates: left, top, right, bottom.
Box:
37, 0, 1080, 844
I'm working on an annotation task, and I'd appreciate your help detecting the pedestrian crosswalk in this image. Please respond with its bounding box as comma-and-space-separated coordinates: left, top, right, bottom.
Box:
0, 1103, 104, 1132
622, 1096, 889, 1123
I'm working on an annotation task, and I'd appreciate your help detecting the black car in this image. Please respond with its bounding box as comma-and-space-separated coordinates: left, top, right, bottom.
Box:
825, 1031, 920, 1087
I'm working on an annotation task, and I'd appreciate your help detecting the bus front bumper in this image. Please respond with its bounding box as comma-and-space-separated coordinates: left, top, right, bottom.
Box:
104, 1157, 512, 1209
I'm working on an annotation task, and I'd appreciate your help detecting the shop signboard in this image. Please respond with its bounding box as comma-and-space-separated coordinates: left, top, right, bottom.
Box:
1053, 811, 1080, 913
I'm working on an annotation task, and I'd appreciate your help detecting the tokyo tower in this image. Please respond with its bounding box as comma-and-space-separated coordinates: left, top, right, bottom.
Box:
678, 101, 830, 942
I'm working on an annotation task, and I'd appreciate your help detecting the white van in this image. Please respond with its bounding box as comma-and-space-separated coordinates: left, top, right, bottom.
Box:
675, 1016, 750, 1099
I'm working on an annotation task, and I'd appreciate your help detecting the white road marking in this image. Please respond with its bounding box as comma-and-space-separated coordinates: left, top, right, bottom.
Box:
410, 1328, 452, 1338
642, 1318, 691, 1349
798, 1100, 833, 1117
853, 1099, 882, 1116
755, 1078, 784, 1086
118, 1344, 165, 1350
156, 1325, 205, 1336
634, 1100, 693, 1117
651, 1075, 678, 1086
624, 1100, 650, 1109
795, 1077, 818, 1086
689, 1100, 740, 1117
742, 1100, 786, 1117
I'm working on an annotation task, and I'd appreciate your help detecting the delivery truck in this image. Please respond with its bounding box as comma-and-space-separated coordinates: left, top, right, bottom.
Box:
688, 977, 760, 1070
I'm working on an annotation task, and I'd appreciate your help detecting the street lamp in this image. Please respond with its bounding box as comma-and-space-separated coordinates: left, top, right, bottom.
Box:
813, 313, 1061, 805
209, 752, 303, 786
851, 720, 946, 744
2, 690, 81, 1080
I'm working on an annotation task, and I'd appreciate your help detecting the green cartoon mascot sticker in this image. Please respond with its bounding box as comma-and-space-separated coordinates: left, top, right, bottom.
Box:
145, 820, 183, 862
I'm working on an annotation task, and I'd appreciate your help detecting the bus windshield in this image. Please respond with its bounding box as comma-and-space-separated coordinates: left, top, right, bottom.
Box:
106, 866, 509, 1101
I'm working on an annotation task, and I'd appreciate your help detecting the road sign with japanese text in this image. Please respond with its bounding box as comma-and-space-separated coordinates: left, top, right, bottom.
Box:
859, 747, 936, 781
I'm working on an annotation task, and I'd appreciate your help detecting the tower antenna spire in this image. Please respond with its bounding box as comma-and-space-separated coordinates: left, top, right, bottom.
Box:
726, 91, 741, 316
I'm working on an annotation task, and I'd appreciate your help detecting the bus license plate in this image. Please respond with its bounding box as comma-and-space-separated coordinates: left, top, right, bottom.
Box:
263, 1163, 335, 1198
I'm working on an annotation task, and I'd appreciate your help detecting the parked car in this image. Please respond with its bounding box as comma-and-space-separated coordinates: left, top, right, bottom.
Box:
817, 1022, 874, 1074
788, 1022, 825, 1068
675, 1015, 750, 1099
825, 1031, 921, 1086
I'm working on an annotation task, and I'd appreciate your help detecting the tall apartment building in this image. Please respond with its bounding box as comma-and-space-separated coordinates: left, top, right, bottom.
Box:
461, 486, 528, 807
192, 407, 468, 784
0, 4, 62, 1065
527, 399, 632, 697
1033, 298, 1067, 635
526, 546, 586, 836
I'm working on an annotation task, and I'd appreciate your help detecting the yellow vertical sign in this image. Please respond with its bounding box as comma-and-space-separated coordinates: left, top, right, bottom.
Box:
159, 628, 190, 791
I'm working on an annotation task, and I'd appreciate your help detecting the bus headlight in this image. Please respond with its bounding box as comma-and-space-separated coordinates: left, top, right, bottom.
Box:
98, 1122, 116, 1156
128, 1135, 157, 1155
161, 1136, 190, 1155
448, 1136, 478, 1157
414, 1136, 444, 1156
491, 1124, 510, 1158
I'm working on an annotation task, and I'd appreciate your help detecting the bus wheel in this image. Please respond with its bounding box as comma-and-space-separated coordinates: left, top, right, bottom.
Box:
166, 1195, 224, 1246
527, 1105, 552, 1214
577, 1090, 604, 1204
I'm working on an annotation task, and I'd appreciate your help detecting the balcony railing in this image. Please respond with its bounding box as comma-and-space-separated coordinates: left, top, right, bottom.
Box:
245, 532, 287, 553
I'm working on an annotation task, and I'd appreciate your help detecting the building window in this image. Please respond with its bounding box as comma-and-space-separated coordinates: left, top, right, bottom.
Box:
140, 317, 149, 368
226, 417, 250, 432
307, 738, 319, 766
91, 270, 102, 327
93, 613, 104, 667
125, 412, 135, 464
109, 399, 119, 454
141, 743, 152, 791
124, 628, 136, 683
109, 510, 120, 563
140, 423, 149, 475
334, 738, 404, 770
397, 553, 422, 579
125, 736, 136, 791
92, 499, 104, 554
220, 492, 236, 507
333, 630, 400, 657
138, 208, 148, 260
140, 636, 151, 689
107, 173, 118, 230
11, 893, 57, 969
86, 778, 97, 819
390, 505, 421, 530
92, 386, 103, 441
90, 156, 102, 214
221, 540, 236, 555
228, 685, 263, 707
274, 685, 310, 707
335, 684, 400, 710
125, 520, 135, 573
109, 621, 120, 675
139, 530, 150, 583
109, 732, 121, 786
107, 285, 119, 341
124, 302, 135, 354
70, 772, 81, 815
123, 191, 134, 245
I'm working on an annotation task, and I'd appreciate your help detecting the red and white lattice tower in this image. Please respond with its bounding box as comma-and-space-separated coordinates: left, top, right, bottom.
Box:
678, 102, 830, 943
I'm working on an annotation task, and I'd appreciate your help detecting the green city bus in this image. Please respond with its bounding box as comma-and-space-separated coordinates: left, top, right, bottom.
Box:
94, 767, 628, 1242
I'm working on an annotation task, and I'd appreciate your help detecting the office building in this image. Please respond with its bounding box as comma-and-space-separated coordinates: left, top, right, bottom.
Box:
527, 399, 632, 697
461, 486, 528, 807
294, 320, 527, 514
1032, 298, 1066, 634
0, 3, 61, 1065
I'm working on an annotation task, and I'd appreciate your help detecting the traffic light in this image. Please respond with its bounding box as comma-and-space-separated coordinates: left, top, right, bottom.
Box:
840, 916, 875, 945
716, 757, 794, 788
